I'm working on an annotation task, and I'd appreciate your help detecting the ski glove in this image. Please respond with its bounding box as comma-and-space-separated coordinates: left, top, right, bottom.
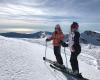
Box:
46, 38, 50, 42
60, 40, 68, 47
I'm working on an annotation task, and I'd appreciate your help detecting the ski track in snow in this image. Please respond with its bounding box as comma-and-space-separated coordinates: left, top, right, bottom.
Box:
0, 36, 100, 80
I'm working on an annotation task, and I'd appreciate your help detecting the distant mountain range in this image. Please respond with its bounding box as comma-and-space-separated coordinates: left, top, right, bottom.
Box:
0, 31, 52, 38
80, 31, 100, 46
0, 30, 100, 46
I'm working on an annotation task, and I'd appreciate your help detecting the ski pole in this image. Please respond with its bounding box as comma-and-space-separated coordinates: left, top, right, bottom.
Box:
45, 41, 47, 58
64, 47, 68, 67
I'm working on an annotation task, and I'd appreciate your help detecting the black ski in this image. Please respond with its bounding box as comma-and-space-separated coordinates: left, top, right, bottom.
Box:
43, 57, 89, 80
50, 64, 89, 80
43, 57, 56, 64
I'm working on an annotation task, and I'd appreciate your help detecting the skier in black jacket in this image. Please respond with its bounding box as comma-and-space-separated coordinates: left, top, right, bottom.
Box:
69, 22, 81, 75
60, 22, 81, 75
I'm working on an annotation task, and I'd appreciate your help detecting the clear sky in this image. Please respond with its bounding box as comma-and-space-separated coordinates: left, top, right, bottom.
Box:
0, 0, 100, 33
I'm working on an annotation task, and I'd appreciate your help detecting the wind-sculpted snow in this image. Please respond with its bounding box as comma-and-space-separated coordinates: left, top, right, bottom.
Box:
0, 36, 100, 80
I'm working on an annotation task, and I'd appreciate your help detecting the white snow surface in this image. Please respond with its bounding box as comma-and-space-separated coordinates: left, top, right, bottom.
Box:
0, 36, 100, 80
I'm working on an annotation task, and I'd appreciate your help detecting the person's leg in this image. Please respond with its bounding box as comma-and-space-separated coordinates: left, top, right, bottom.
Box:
70, 52, 76, 72
70, 52, 79, 73
54, 46, 63, 65
74, 53, 79, 73
74, 45, 81, 73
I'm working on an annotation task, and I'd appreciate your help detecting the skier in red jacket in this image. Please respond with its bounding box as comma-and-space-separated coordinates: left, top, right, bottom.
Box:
46, 24, 64, 65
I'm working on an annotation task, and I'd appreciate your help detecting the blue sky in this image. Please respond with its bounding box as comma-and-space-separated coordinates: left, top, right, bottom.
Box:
0, 0, 100, 32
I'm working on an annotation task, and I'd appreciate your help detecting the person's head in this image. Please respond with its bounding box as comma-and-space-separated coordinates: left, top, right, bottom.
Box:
55, 24, 62, 33
70, 22, 79, 32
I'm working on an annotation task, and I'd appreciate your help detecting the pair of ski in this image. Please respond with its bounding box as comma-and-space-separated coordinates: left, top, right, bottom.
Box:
43, 57, 89, 80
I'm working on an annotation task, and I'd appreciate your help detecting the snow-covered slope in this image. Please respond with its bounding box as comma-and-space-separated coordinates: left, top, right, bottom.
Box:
0, 36, 55, 80
0, 36, 100, 80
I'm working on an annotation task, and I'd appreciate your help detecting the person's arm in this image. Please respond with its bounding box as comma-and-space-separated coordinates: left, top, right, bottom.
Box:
60, 33, 64, 41
60, 33, 68, 47
46, 33, 54, 41
60, 40, 68, 47
74, 31, 80, 44
72, 31, 80, 50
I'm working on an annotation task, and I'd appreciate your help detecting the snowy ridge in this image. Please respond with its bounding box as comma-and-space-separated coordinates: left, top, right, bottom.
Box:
81, 31, 100, 46
0, 36, 100, 80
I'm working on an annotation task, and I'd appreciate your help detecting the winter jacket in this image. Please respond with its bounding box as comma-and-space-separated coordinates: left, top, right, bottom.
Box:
48, 31, 64, 46
69, 31, 81, 53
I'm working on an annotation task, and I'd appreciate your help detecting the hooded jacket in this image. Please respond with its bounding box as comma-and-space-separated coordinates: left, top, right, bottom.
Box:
48, 31, 64, 46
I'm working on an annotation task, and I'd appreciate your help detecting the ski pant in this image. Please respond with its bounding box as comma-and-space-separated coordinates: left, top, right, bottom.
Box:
53, 46, 63, 65
70, 45, 81, 73
70, 52, 80, 73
